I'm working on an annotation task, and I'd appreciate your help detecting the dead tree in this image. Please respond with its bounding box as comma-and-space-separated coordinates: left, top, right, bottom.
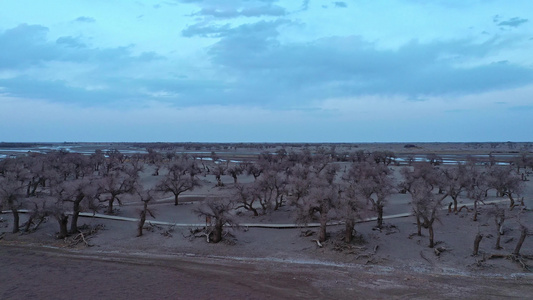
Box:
473, 233, 483, 256
1, 157, 31, 231
402, 163, 449, 248
292, 162, 340, 243
465, 168, 490, 222
513, 225, 529, 256
137, 189, 156, 237
488, 204, 506, 249
487, 166, 524, 208
156, 160, 200, 206
98, 165, 139, 214
441, 164, 468, 213
194, 197, 237, 243
227, 164, 244, 184
0, 174, 27, 233
338, 178, 366, 243
233, 184, 259, 216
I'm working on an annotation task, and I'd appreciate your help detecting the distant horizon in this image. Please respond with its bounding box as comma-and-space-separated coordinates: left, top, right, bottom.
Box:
1, 141, 531, 145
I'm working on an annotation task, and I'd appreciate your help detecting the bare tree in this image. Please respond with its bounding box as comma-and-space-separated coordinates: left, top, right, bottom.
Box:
256, 169, 288, 211
513, 225, 529, 256
97, 165, 139, 214
441, 164, 468, 213
212, 163, 227, 187
292, 162, 340, 243
487, 165, 524, 208
194, 197, 237, 243
465, 168, 489, 222
156, 160, 200, 206
402, 163, 449, 248
338, 178, 366, 243
347, 161, 393, 229
233, 184, 259, 216
246, 163, 264, 181
0, 174, 27, 233
137, 189, 156, 237
487, 204, 505, 249
0, 157, 29, 233
66, 178, 99, 234
227, 164, 244, 184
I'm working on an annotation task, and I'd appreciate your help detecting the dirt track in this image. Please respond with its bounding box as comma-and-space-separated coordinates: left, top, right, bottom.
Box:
1, 245, 533, 300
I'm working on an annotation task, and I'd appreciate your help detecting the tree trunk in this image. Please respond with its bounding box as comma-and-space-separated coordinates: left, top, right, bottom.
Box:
376, 204, 383, 229
107, 198, 114, 214
137, 211, 146, 237
174, 194, 179, 206
11, 208, 20, 233
508, 194, 515, 209
416, 214, 422, 236
513, 226, 528, 256
473, 233, 483, 255
57, 215, 69, 239
428, 223, 435, 248
318, 214, 328, 243
495, 231, 502, 249
251, 207, 259, 217
70, 201, 80, 234
212, 220, 223, 243
452, 196, 458, 213
24, 216, 33, 232
70, 211, 80, 234
345, 219, 355, 243
473, 201, 478, 222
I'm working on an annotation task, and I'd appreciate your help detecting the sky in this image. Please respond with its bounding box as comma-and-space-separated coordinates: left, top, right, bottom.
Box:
0, 0, 532, 143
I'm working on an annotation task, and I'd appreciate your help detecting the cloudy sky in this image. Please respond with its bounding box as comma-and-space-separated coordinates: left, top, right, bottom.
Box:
1, 0, 532, 142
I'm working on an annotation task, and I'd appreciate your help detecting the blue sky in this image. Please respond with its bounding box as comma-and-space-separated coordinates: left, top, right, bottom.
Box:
0, 0, 532, 142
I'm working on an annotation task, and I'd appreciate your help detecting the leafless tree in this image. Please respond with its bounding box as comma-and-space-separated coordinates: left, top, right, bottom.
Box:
137, 189, 156, 237
338, 179, 366, 243
97, 165, 139, 214
212, 163, 227, 187
233, 184, 259, 216
89, 149, 106, 173
156, 160, 200, 206
347, 161, 393, 229
402, 162, 449, 248
227, 164, 244, 184
487, 204, 506, 249
0, 174, 27, 233
246, 163, 263, 181
0, 157, 29, 233
487, 165, 524, 208
371, 151, 396, 166
255, 169, 288, 211
292, 162, 340, 243
465, 169, 490, 222
441, 164, 469, 213
194, 197, 237, 243
66, 178, 99, 233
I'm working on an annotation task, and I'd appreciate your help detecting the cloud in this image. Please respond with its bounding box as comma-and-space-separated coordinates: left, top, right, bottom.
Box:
0, 24, 168, 105
56, 36, 87, 48
300, 0, 310, 11
205, 20, 533, 106
333, 1, 347, 8
497, 17, 528, 27
74, 16, 96, 23
0, 24, 56, 68
181, 23, 231, 37
187, 1, 287, 19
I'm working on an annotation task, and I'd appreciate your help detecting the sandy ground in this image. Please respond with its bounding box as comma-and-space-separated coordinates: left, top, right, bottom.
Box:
1, 143, 533, 299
